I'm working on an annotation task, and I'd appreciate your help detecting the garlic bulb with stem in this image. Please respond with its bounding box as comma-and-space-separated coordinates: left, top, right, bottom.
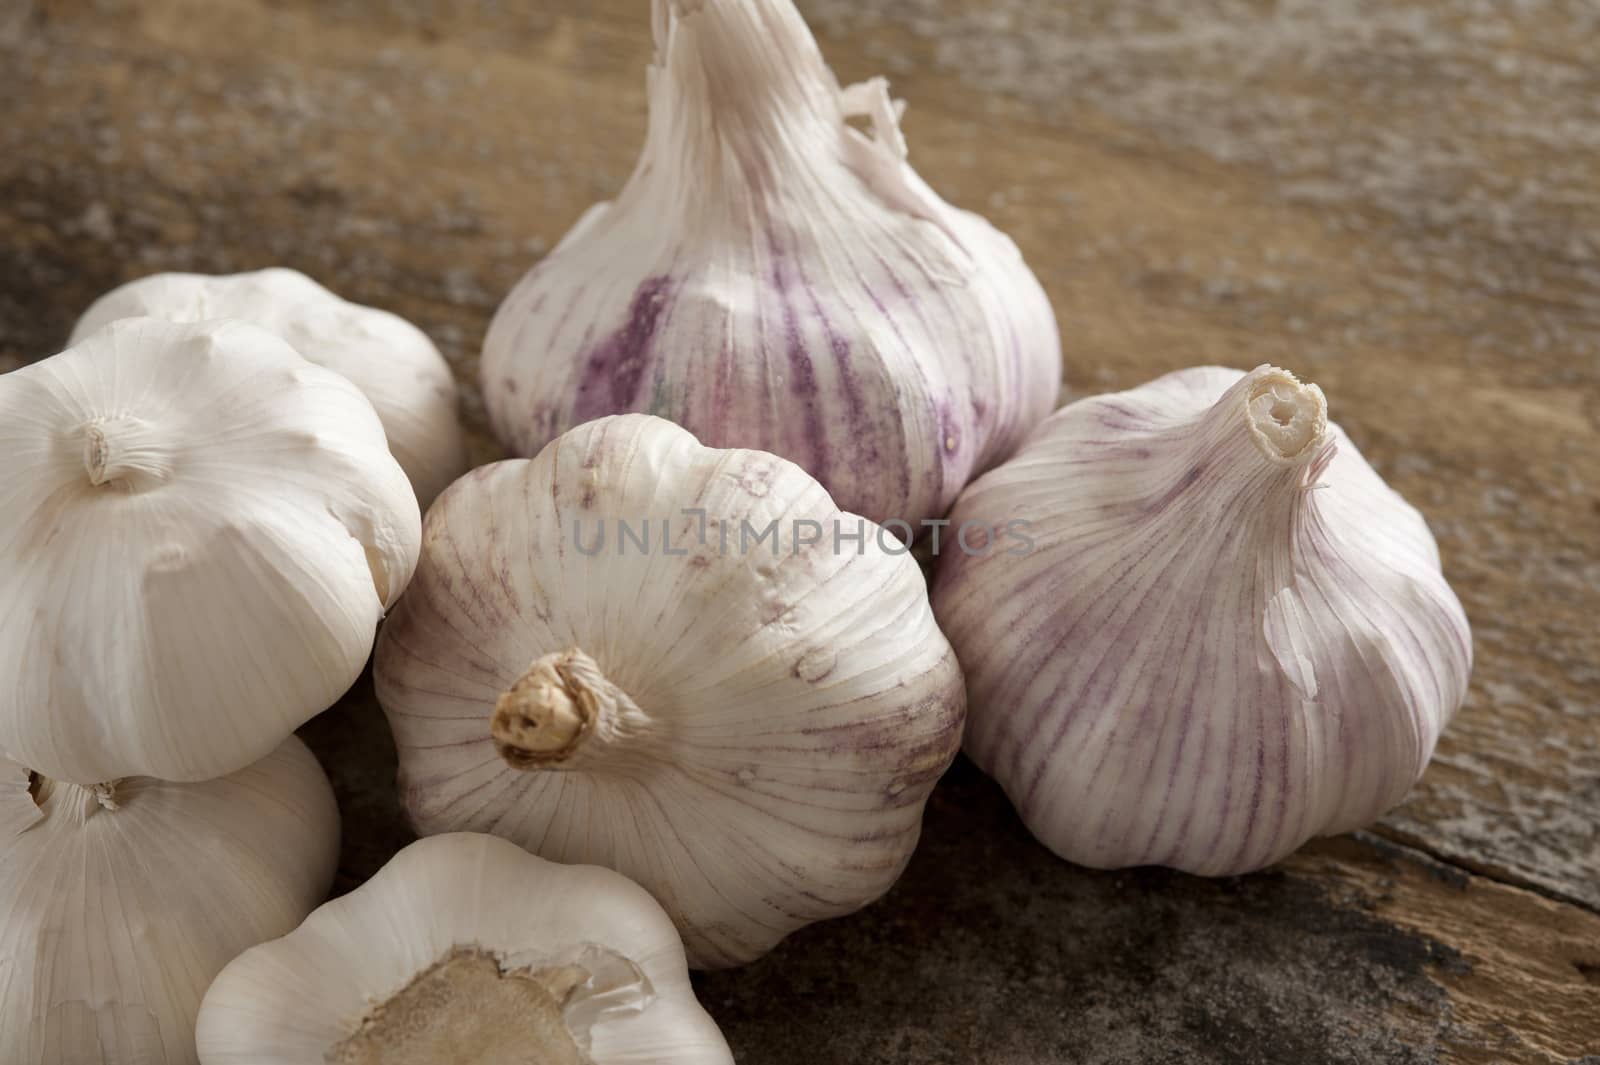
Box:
71, 268, 468, 508
932, 365, 1472, 875
481, 0, 1061, 529
374, 413, 965, 968
197, 833, 733, 1065
0, 735, 339, 1065
0, 317, 421, 783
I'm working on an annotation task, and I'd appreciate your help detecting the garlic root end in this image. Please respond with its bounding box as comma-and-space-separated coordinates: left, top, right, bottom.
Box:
327, 946, 596, 1065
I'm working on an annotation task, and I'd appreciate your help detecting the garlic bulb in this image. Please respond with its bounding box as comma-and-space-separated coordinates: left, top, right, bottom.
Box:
0, 317, 421, 783
0, 735, 339, 1065
481, 0, 1060, 529
71, 268, 468, 508
374, 414, 965, 968
933, 365, 1472, 875
197, 833, 733, 1065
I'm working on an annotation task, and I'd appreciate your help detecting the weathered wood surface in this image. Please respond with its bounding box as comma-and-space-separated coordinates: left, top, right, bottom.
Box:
3, 0, 1597, 1061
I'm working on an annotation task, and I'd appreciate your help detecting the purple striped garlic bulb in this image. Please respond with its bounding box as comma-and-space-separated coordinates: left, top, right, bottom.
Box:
481, 0, 1060, 529
374, 414, 965, 968
932, 365, 1472, 875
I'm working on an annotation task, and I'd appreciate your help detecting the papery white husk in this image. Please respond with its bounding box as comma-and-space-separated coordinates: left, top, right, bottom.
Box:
0, 736, 339, 1065
481, 0, 1061, 528
374, 414, 965, 968
71, 268, 468, 508
197, 833, 734, 1065
0, 318, 422, 783
933, 365, 1472, 875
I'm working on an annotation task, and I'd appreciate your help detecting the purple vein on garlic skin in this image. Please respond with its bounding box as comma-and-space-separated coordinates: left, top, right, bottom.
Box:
481, 0, 1061, 529
933, 365, 1472, 875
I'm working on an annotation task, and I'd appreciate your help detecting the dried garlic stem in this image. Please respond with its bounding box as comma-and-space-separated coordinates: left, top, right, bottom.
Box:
81, 416, 171, 489
1243, 367, 1328, 466
493, 650, 640, 770
28, 772, 121, 821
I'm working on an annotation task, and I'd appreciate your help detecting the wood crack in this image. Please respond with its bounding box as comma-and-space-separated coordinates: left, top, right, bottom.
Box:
1368, 825, 1600, 919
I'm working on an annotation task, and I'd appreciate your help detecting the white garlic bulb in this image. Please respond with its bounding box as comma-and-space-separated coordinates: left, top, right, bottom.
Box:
481, 0, 1060, 528
0, 736, 339, 1065
0, 317, 421, 783
374, 414, 965, 968
933, 365, 1472, 875
71, 268, 468, 508
197, 833, 733, 1064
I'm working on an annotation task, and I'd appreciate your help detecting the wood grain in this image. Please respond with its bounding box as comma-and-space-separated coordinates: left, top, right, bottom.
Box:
3, 0, 1596, 1061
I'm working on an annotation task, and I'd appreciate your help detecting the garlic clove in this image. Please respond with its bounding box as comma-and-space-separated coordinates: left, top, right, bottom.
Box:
71, 267, 468, 508
933, 365, 1472, 875
0, 736, 339, 1065
374, 413, 966, 968
0, 317, 422, 783
196, 833, 734, 1065
481, 0, 1061, 529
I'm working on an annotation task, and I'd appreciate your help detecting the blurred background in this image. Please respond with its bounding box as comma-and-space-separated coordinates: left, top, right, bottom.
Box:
3, 2, 1597, 1063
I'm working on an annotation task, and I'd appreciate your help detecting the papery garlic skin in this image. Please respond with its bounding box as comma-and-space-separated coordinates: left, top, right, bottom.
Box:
374, 414, 965, 968
0, 318, 421, 783
481, 0, 1060, 528
0, 736, 339, 1065
933, 366, 1472, 875
197, 833, 733, 1065
71, 268, 468, 507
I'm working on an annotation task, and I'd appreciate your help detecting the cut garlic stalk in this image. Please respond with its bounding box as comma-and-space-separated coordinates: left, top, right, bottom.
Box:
374, 414, 965, 968
71, 268, 468, 508
933, 365, 1472, 874
0, 318, 421, 783
0, 737, 339, 1065
196, 833, 733, 1065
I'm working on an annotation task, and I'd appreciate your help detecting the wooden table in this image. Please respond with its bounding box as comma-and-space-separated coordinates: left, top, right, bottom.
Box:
4, 1, 1597, 1061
